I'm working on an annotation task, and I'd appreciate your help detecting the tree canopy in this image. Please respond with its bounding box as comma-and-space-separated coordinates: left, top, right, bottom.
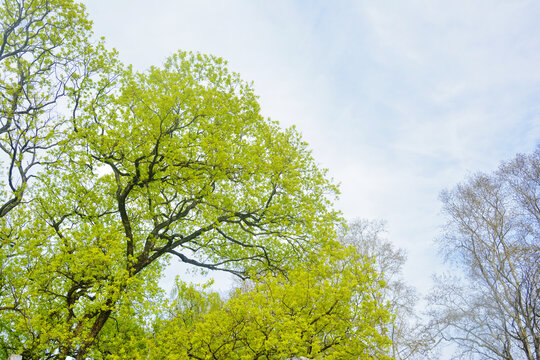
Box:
0, 1, 396, 359
150, 246, 393, 360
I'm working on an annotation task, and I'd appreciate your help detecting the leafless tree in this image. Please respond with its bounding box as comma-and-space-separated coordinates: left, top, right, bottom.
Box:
428, 146, 540, 360
340, 219, 438, 359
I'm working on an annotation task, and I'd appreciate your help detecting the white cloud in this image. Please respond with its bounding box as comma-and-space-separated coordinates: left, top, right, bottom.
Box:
83, 0, 540, 307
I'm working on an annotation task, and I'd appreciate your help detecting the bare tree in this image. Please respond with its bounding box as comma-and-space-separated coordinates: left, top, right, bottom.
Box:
340, 219, 437, 359
428, 146, 540, 360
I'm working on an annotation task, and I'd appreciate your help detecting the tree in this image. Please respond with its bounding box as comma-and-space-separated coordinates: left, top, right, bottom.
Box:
0, 0, 109, 217
428, 146, 540, 360
340, 219, 436, 360
0, 2, 340, 358
150, 245, 393, 360
1, 1, 118, 357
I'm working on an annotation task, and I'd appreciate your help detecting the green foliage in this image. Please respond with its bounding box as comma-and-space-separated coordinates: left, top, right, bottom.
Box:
0, 1, 393, 359
0, 0, 114, 217
151, 245, 393, 360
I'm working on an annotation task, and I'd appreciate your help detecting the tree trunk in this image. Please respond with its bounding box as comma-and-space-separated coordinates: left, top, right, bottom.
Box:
75, 309, 113, 360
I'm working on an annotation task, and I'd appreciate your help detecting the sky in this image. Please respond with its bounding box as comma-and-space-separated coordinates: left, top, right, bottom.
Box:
82, 0, 540, 299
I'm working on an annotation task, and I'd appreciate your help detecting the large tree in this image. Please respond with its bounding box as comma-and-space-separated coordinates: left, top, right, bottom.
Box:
428, 146, 540, 360
0, 2, 340, 359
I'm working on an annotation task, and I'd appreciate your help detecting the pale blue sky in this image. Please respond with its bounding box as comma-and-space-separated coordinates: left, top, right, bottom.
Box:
83, 0, 540, 304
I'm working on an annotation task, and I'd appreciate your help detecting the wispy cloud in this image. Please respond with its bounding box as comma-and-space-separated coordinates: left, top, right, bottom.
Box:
84, 0, 540, 296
